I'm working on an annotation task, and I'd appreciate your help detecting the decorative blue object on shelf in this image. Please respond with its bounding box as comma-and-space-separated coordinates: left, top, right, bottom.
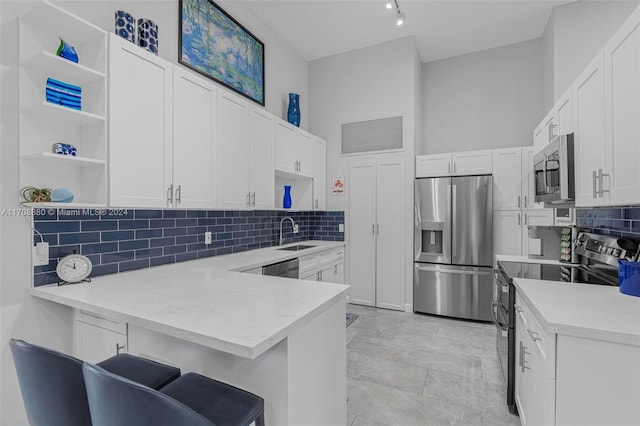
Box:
283, 185, 292, 209
46, 77, 82, 110
619, 259, 640, 297
115, 10, 136, 43
287, 93, 300, 127
56, 38, 78, 63
138, 18, 158, 55
52, 143, 77, 156
50, 188, 74, 203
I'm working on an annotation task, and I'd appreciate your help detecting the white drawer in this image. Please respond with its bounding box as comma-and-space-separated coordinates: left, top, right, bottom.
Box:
75, 309, 126, 335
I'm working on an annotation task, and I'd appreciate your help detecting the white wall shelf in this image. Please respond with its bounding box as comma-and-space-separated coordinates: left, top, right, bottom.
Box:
22, 102, 105, 125
21, 152, 106, 167
22, 51, 105, 84
21, 1, 105, 45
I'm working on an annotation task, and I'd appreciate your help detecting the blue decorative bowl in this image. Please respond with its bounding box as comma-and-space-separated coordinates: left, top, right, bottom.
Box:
52, 143, 77, 156
51, 188, 74, 203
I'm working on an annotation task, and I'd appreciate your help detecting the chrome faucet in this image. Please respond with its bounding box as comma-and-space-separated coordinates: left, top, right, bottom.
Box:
279, 216, 297, 246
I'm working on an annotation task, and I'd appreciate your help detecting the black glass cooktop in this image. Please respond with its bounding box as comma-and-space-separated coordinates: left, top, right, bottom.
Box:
499, 261, 618, 286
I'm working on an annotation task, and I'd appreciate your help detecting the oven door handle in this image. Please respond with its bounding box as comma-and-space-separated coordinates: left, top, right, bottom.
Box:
544, 154, 550, 192
491, 301, 509, 332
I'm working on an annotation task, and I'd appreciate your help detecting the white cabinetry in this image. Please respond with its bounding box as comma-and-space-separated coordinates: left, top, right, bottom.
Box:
249, 108, 275, 209
603, 8, 640, 205
109, 35, 173, 207
416, 151, 492, 178
520, 147, 543, 210
573, 52, 606, 207
349, 160, 405, 310
172, 67, 217, 208
110, 39, 218, 209
514, 294, 556, 426
555, 88, 574, 136
299, 247, 344, 283
313, 138, 327, 210
521, 210, 555, 257
274, 122, 314, 178
74, 309, 127, 363
493, 148, 523, 210
19, 3, 108, 207
494, 211, 523, 258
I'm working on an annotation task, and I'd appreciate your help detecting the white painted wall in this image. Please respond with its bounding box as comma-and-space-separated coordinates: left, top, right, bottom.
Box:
541, 13, 555, 112
550, 0, 639, 103
309, 37, 419, 311
53, 0, 310, 129
421, 38, 543, 154
1, 4, 74, 425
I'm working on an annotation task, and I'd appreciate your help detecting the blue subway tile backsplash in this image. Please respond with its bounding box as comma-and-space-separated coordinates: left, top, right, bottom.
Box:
33, 209, 344, 286
576, 207, 640, 241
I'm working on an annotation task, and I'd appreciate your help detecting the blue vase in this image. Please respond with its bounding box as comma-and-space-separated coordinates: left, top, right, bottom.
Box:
56, 38, 78, 63
287, 93, 300, 127
283, 185, 292, 209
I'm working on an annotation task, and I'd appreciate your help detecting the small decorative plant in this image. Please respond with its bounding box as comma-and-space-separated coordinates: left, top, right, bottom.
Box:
20, 186, 52, 203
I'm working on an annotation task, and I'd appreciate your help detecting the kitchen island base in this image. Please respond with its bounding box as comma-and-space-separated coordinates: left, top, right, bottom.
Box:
127, 300, 346, 425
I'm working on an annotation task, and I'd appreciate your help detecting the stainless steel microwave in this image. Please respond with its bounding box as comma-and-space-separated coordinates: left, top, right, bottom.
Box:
534, 134, 575, 205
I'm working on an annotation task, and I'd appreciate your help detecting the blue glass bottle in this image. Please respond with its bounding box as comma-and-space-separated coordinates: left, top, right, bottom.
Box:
283, 185, 292, 209
287, 93, 300, 127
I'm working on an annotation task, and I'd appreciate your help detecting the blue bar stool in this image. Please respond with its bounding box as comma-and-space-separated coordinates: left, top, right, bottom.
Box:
83, 362, 265, 426
9, 338, 181, 426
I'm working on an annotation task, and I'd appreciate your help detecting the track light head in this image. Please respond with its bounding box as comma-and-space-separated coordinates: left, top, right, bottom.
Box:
396, 11, 406, 26
385, 1, 393, 10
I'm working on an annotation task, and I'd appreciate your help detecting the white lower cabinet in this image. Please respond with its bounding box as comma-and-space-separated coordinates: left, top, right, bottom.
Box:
514, 294, 555, 426
494, 211, 523, 257
73, 309, 127, 363
299, 247, 344, 283
349, 160, 405, 310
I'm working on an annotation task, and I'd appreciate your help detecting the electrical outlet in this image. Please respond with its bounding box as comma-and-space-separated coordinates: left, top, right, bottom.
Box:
339, 223, 344, 233
293, 224, 299, 233
33, 242, 49, 266
204, 231, 212, 245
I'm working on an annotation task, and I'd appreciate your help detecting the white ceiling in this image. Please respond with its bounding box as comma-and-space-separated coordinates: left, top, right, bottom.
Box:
245, 0, 574, 63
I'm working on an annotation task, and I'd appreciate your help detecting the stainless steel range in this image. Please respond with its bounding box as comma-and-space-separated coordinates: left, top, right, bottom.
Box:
493, 232, 639, 414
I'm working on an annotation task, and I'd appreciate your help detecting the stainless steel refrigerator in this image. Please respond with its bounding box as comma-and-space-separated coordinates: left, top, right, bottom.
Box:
414, 175, 493, 321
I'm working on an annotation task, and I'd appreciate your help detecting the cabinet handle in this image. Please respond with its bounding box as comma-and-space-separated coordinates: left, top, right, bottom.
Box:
593, 170, 598, 199
376, 224, 380, 234
524, 195, 528, 209
522, 344, 531, 372
598, 169, 610, 198
372, 224, 375, 235
514, 304, 524, 314
517, 195, 521, 208
334, 264, 338, 274
167, 184, 174, 205
246, 192, 251, 206
315, 198, 318, 209
251, 192, 256, 206
517, 213, 521, 226
175, 185, 182, 204
527, 328, 542, 342
525, 213, 528, 226
116, 343, 125, 355
453, 162, 457, 174
493, 268, 498, 280
448, 162, 451, 174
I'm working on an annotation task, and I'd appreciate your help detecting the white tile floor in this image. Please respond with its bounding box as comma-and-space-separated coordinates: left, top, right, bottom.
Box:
346, 304, 521, 426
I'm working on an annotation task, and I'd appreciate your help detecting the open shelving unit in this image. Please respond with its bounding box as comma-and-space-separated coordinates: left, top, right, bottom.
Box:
19, 0, 108, 207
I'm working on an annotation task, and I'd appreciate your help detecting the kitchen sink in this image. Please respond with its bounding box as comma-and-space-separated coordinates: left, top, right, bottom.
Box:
276, 244, 316, 251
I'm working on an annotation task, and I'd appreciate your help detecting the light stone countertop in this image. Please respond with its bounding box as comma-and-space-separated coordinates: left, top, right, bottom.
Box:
31, 241, 348, 359
514, 278, 640, 346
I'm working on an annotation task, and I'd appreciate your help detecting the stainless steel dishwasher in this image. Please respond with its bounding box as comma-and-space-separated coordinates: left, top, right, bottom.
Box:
262, 258, 299, 279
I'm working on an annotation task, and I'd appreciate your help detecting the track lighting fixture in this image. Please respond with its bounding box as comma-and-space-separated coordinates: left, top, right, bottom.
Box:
386, 0, 406, 26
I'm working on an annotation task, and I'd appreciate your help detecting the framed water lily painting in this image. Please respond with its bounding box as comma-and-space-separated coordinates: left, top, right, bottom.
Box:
179, 0, 265, 105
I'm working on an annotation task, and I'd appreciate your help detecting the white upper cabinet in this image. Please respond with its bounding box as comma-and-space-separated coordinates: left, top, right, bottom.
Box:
493, 148, 523, 210
274, 124, 315, 178
249, 108, 275, 209
555, 88, 574, 136
313, 138, 327, 210
573, 51, 606, 207
297, 131, 315, 178
416, 150, 492, 178
274, 121, 298, 174
172, 67, 217, 208
451, 150, 493, 175
604, 7, 640, 205
216, 89, 251, 209
109, 34, 173, 207
416, 154, 451, 177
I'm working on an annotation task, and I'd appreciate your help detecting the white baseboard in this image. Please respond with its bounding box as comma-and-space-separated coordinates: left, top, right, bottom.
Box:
404, 303, 413, 313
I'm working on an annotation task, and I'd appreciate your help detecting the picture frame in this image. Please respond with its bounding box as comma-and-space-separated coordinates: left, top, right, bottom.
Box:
179, 0, 265, 105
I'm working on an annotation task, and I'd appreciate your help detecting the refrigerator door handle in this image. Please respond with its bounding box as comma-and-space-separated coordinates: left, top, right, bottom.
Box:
415, 264, 491, 276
